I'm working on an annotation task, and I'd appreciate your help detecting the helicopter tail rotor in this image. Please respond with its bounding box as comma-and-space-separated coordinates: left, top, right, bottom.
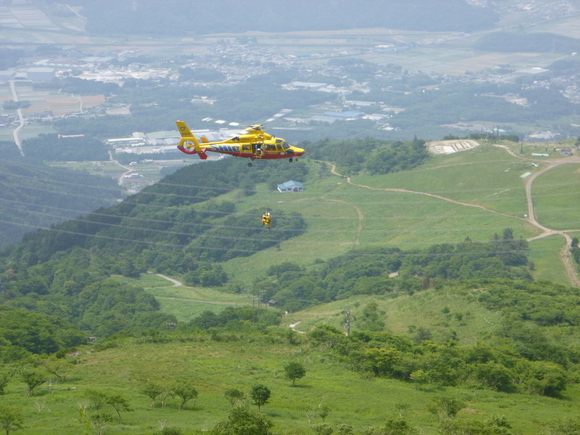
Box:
176, 120, 208, 159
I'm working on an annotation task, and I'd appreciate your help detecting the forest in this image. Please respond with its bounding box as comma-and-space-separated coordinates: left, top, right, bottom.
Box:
23, 134, 110, 162
251, 230, 532, 312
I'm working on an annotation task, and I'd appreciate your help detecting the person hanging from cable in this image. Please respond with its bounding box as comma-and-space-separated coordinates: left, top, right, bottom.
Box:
261, 212, 272, 229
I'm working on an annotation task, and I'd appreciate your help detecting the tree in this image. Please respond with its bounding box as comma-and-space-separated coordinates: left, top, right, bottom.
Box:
410, 369, 429, 390
173, 382, 198, 410
546, 417, 580, 435
107, 394, 132, 423
250, 384, 271, 410
85, 390, 108, 412
224, 388, 245, 407
0, 407, 24, 435
159, 386, 174, 408
383, 416, 419, 435
42, 359, 73, 382
363, 347, 401, 377
213, 405, 273, 435
317, 399, 331, 422
336, 424, 354, 435
20, 370, 45, 397
284, 362, 306, 386
473, 362, 515, 393
90, 413, 112, 435
0, 371, 13, 395
312, 423, 333, 435
427, 397, 465, 421
440, 416, 511, 434
142, 383, 163, 407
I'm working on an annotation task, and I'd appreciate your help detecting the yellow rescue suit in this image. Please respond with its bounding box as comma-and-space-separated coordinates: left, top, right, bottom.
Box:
262, 213, 272, 229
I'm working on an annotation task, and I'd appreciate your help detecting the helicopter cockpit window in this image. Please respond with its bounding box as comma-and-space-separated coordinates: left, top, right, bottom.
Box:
265, 144, 275, 151
281, 142, 290, 150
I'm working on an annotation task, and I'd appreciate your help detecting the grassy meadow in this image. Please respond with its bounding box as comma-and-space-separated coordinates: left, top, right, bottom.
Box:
354, 142, 532, 217
4, 335, 580, 434
532, 164, 580, 231
528, 235, 571, 286
282, 287, 504, 347
119, 273, 252, 322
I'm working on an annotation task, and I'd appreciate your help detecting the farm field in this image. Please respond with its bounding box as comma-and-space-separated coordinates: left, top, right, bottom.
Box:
47, 160, 127, 178
5, 82, 106, 117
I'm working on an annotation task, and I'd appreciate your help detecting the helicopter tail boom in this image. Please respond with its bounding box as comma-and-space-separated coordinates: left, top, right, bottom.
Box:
176, 120, 208, 159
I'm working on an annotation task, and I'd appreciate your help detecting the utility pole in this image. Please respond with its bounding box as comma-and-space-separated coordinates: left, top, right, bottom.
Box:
252, 297, 256, 324
344, 310, 351, 336
253, 291, 266, 323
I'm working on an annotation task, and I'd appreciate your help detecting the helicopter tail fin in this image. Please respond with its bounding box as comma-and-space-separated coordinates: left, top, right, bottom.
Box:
176, 120, 208, 159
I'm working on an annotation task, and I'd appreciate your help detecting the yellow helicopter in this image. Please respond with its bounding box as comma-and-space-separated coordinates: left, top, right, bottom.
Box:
176, 120, 305, 166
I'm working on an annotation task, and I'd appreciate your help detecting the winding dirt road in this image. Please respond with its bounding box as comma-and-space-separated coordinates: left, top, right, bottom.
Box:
521, 156, 580, 287
321, 150, 580, 287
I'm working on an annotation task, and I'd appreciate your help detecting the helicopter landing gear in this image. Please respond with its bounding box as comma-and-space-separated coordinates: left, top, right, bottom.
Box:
248, 162, 252, 167
289, 158, 293, 162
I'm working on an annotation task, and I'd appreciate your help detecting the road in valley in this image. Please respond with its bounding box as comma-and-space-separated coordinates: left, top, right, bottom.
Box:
9, 80, 25, 156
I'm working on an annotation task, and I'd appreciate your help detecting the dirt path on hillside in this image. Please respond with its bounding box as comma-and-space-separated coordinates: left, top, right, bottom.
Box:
321, 155, 580, 287
151, 273, 246, 305
157, 296, 243, 305
521, 156, 580, 287
323, 162, 523, 221
155, 273, 182, 286
492, 144, 522, 158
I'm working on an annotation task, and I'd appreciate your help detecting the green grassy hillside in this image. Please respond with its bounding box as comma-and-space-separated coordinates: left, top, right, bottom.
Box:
223, 141, 575, 285
533, 164, 580, 231
132, 273, 252, 322
2, 335, 580, 434
282, 289, 504, 346
2, 138, 579, 434
528, 235, 571, 286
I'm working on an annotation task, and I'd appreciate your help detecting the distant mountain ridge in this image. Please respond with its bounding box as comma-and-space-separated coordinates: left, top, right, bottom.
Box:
62, 0, 498, 35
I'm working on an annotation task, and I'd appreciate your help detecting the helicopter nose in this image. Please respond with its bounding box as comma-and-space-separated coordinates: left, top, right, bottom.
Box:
293, 147, 305, 156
